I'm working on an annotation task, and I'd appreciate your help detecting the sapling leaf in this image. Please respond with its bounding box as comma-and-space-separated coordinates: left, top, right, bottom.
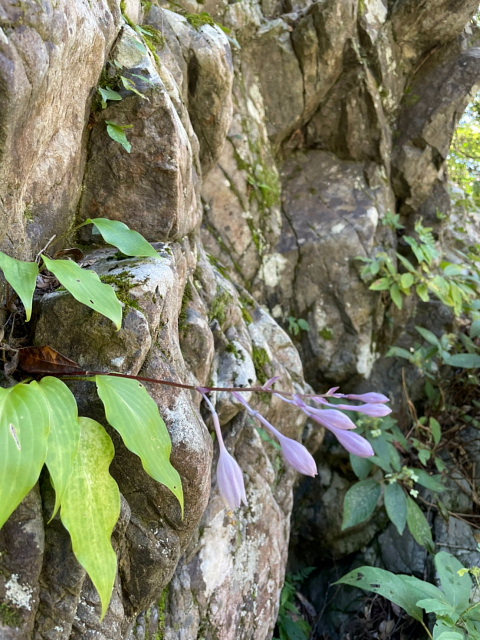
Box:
433, 629, 466, 640
349, 454, 372, 480
470, 319, 480, 339
41, 255, 123, 330
40, 377, 80, 519
95, 376, 184, 512
342, 478, 381, 529
430, 417, 442, 445
82, 218, 158, 258
442, 353, 480, 368
416, 283, 430, 302
369, 277, 392, 291
120, 75, 147, 100
416, 598, 459, 621
0, 382, 50, 528
384, 482, 407, 535
435, 552, 472, 612
59, 417, 120, 620
105, 121, 133, 153
390, 284, 403, 309
416, 326, 441, 346
335, 566, 444, 622
407, 497, 435, 552
414, 469, 446, 493
0, 251, 39, 321
98, 87, 122, 107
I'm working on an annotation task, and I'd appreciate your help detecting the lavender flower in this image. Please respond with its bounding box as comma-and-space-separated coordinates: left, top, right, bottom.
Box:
326, 425, 375, 457
199, 389, 247, 510
315, 401, 392, 418
216, 445, 248, 510
284, 394, 376, 458
232, 391, 317, 477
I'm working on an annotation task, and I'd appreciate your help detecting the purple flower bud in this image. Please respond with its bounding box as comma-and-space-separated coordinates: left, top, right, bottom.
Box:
327, 425, 375, 458
345, 392, 389, 404
199, 388, 248, 510
306, 408, 357, 430
216, 445, 248, 510
335, 403, 392, 417
274, 431, 318, 477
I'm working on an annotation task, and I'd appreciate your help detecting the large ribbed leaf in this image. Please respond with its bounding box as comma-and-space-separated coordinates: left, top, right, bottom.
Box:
84, 218, 158, 257
0, 251, 39, 321
42, 255, 122, 330
60, 417, 120, 619
0, 382, 50, 527
40, 377, 80, 519
95, 375, 183, 512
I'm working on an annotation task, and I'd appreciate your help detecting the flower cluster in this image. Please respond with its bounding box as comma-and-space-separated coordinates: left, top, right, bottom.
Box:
199, 381, 391, 511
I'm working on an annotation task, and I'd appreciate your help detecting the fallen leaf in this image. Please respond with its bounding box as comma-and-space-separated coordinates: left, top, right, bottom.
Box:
18, 346, 82, 374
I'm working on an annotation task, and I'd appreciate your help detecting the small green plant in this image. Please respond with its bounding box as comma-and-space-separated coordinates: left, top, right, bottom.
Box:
388, 323, 480, 373
336, 551, 480, 639
0, 219, 182, 618
341, 414, 447, 552
381, 210, 405, 230
358, 218, 479, 314
274, 568, 314, 640
105, 121, 134, 153
288, 316, 310, 336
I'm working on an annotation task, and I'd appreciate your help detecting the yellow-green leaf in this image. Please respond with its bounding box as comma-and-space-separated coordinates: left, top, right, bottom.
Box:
83, 218, 158, 257
0, 382, 50, 528
42, 255, 122, 330
40, 377, 80, 519
60, 417, 120, 620
95, 375, 183, 512
0, 251, 39, 321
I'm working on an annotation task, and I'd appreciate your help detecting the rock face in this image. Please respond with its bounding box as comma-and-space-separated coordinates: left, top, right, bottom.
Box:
0, 0, 478, 638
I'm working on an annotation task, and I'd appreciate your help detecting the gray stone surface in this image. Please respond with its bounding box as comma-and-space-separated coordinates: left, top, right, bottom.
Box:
0, 0, 478, 637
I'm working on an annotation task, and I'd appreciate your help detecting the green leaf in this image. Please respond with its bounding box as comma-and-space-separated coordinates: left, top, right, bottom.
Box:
390, 284, 403, 309
105, 121, 133, 153
416, 326, 441, 346
60, 417, 120, 619
369, 277, 392, 291
120, 75, 147, 100
414, 469, 446, 493
442, 263, 465, 277
416, 283, 430, 302
0, 382, 50, 527
297, 318, 310, 331
349, 454, 373, 480
396, 253, 417, 273
83, 218, 158, 258
442, 353, 480, 368
40, 377, 80, 519
430, 417, 442, 445
407, 497, 434, 552
400, 273, 415, 289
434, 631, 465, 640
419, 448, 432, 465
41, 255, 123, 330
470, 319, 480, 339
342, 479, 381, 529
335, 566, 442, 621
416, 598, 458, 620
98, 87, 122, 107
95, 376, 183, 512
384, 483, 407, 535
0, 251, 39, 321
435, 551, 472, 611
386, 346, 414, 361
